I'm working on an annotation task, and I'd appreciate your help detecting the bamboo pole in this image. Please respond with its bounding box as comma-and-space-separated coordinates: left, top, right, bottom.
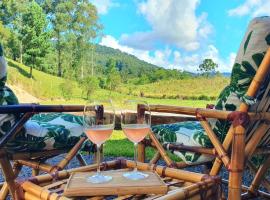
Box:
199, 119, 230, 168
17, 160, 54, 172
150, 151, 161, 165
247, 161, 270, 191
149, 105, 270, 121
137, 142, 145, 162
0, 161, 22, 200
0, 155, 18, 199
248, 157, 270, 194
76, 153, 87, 166
148, 131, 176, 167
245, 123, 269, 159
53, 137, 86, 172
227, 48, 270, 200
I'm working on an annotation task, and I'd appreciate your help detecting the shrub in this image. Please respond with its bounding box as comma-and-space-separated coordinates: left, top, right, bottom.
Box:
59, 80, 74, 100
80, 76, 99, 99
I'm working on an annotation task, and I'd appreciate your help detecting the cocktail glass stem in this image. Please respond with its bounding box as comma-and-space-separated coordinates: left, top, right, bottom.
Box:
96, 144, 101, 174
134, 142, 138, 172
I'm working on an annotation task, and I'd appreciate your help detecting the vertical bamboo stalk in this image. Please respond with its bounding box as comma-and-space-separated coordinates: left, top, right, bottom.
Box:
137, 142, 145, 162
0, 161, 22, 200
213, 48, 270, 199
228, 125, 246, 200
0, 155, 18, 200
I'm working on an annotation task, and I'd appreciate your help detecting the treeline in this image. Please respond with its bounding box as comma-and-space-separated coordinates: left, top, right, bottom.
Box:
0, 0, 101, 79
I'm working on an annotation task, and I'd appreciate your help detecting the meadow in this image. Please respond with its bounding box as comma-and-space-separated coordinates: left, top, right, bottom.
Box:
6, 59, 228, 160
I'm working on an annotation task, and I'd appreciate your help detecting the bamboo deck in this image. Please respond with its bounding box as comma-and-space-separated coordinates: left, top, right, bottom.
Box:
19, 159, 221, 200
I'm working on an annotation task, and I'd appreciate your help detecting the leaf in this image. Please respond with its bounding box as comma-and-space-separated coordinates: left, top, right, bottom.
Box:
265, 33, 270, 45
244, 31, 253, 55
252, 53, 265, 67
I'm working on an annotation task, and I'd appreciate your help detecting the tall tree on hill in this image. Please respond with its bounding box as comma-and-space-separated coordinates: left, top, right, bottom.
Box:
39, 0, 102, 78
40, 0, 73, 77
105, 59, 121, 91
198, 58, 218, 77
21, 1, 51, 78
0, 0, 29, 62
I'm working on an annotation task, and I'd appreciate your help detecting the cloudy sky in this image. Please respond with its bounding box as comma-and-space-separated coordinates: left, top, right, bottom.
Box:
90, 0, 270, 72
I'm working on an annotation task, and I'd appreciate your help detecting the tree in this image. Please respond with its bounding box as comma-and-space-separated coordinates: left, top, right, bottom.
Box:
105, 59, 121, 91
198, 58, 218, 77
80, 76, 99, 99
21, 1, 51, 78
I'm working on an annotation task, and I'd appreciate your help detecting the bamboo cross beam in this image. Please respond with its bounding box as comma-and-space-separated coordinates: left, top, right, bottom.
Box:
0, 105, 85, 114
149, 104, 270, 121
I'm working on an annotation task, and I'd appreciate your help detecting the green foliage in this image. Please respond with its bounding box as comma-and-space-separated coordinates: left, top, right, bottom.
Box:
80, 76, 99, 99
198, 58, 218, 77
105, 59, 122, 91
59, 79, 75, 100
21, 1, 51, 78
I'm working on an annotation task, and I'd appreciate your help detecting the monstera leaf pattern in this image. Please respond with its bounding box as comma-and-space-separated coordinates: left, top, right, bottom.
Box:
152, 17, 270, 164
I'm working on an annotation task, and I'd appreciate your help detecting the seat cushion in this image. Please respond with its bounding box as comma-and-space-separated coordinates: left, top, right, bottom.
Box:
152, 122, 214, 164
6, 113, 93, 152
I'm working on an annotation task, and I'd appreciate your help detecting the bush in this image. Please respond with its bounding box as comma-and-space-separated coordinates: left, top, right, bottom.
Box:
59, 80, 74, 100
80, 76, 99, 99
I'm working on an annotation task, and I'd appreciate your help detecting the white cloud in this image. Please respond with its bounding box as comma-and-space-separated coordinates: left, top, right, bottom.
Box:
100, 35, 235, 72
228, 0, 270, 17
90, 0, 118, 15
120, 0, 212, 51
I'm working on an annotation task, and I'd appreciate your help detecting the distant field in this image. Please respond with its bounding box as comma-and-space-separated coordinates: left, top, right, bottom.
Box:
117, 77, 229, 100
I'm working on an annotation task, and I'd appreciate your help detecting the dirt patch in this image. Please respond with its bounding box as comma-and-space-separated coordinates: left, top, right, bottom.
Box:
7, 84, 40, 103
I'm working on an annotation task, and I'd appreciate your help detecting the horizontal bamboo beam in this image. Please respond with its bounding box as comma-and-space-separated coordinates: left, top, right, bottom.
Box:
149, 104, 270, 121
0, 105, 85, 114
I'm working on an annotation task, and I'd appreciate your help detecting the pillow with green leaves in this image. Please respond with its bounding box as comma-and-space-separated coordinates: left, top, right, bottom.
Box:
0, 44, 20, 138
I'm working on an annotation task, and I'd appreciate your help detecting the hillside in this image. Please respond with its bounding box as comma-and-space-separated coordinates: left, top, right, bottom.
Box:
5, 59, 229, 107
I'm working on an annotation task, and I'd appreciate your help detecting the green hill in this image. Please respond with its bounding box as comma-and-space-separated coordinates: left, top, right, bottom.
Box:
6, 59, 229, 107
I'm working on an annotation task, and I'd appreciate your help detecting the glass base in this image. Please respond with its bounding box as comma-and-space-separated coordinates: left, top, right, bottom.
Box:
87, 173, 112, 184
123, 171, 149, 180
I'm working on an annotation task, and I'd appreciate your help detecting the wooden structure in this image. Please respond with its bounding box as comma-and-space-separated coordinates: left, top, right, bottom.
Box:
138, 47, 270, 200
19, 159, 221, 200
0, 105, 90, 200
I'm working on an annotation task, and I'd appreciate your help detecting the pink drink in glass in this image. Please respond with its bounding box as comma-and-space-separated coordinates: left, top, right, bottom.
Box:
122, 124, 150, 143
85, 126, 113, 145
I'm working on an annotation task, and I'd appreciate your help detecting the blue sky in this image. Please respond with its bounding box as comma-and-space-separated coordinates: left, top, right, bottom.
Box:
90, 0, 270, 72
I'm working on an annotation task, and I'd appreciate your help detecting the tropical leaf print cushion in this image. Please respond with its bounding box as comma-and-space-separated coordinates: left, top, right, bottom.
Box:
0, 44, 93, 152
152, 16, 270, 164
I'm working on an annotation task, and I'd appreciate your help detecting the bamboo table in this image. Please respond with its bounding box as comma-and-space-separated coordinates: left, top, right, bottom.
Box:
19, 159, 221, 200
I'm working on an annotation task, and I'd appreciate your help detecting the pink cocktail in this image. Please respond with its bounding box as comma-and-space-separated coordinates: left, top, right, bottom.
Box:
122, 124, 150, 143
85, 126, 113, 146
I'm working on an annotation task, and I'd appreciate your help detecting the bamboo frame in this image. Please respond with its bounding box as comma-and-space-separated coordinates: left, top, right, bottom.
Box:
139, 48, 270, 199
19, 159, 221, 200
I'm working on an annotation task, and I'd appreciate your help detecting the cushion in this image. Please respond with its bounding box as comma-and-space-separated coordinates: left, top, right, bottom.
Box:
6, 113, 93, 152
152, 16, 270, 164
0, 44, 93, 152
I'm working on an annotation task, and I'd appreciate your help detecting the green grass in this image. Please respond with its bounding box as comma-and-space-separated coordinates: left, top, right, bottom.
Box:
117, 76, 229, 99
103, 130, 180, 161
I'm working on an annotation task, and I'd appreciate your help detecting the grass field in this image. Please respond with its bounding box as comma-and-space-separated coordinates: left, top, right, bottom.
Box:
6, 59, 224, 160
